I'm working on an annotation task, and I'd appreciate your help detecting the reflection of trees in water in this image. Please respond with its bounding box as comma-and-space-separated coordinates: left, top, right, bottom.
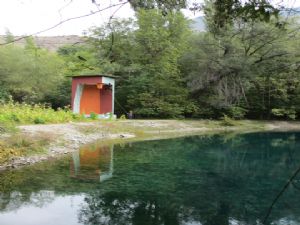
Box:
0, 133, 300, 225
78, 191, 237, 225
78, 192, 192, 225
0, 144, 115, 212
78, 133, 300, 225
0, 157, 77, 211
0, 190, 55, 212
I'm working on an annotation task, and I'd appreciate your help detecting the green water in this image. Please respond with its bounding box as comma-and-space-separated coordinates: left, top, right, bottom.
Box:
0, 132, 300, 225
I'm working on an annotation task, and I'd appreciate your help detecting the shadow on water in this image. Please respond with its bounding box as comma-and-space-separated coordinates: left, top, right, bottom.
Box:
0, 132, 300, 225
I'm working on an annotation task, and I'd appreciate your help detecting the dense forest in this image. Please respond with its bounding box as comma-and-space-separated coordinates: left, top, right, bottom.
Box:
1, 0, 300, 120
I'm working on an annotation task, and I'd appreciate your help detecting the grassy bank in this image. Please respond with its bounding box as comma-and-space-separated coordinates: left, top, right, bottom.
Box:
0, 134, 53, 164
0, 118, 268, 166
0, 102, 88, 164
0, 102, 87, 126
1, 103, 298, 169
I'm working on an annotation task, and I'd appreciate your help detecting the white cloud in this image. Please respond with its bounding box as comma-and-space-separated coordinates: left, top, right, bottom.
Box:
0, 0, 298, 36
0, 0, 135, 36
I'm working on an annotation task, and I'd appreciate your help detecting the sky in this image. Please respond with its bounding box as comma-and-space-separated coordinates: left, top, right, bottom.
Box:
0, 0, 299, 37
0, 0, 202, 36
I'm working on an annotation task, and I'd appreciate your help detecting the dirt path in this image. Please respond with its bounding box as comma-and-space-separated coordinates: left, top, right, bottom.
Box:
1, 119, 300, 171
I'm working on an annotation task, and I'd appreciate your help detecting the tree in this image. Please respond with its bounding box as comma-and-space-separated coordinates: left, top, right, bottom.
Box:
203, 0, 280, 33
125, 10, 194, 118
88, 11, 197, 118
0, 38, 65, 103
128, 0, 186, 14
127, 0, 281, 21
181, 13, 300, 118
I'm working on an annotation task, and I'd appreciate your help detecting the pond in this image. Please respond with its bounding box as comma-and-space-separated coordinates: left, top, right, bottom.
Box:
0, 132, 300, 225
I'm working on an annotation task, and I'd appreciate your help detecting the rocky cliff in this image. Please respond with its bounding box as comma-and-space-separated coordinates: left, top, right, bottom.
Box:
0, 35, 85, 52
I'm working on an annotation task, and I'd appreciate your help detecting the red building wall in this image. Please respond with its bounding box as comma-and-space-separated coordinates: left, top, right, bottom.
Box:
80, 85, 101, 114
71, 76, 102, 110
71, 76, 113, 115
100, 87, 112, 114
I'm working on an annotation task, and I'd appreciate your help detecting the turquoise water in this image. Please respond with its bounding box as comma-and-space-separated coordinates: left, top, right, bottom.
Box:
0, 132, 300, 225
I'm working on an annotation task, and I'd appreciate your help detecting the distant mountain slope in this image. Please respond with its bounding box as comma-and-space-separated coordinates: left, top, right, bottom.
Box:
281, 7, 300, 17
191, 7, 300, 32
0, 35, 85, 52
191, 16, 206, 32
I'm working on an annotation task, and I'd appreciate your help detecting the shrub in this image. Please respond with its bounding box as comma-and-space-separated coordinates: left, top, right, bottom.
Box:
0, 126, 5, 134
220, 114, 238, 126
227, 106, 248, 119
0, 101, 87, 125
10, 114, 20, 122
119, 114, 127, 120
286, 108, 296, 120
34, 117, 45, 124
90, 112, 98, 120
271, 108, 285, 117
0, 133, 53, 163
271, 108, 296, 120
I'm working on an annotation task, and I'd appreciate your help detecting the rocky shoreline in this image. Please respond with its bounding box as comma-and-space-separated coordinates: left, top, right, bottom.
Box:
0, 122, 135, 171
2, 120, 300, 171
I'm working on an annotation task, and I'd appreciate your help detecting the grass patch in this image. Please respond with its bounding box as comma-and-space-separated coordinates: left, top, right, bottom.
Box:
75, 121, 148, 139
0, 133, 54, 164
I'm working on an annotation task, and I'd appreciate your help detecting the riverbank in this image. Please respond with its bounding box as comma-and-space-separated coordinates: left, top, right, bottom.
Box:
1, 119, 300, 171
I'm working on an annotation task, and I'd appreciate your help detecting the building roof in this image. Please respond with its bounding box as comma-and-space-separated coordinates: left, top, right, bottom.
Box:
70, 74, 117, 79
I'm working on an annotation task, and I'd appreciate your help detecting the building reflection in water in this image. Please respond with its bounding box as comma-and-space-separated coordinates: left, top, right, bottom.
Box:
70, 144, 114, 182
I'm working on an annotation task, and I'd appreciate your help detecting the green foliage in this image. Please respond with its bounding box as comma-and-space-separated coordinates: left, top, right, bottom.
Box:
0, 133, 52, 163
0, 88, 10, 102
57, 44, 101, 76
33, 117, 46, 124
129, 0, 187, 12
181, 8, 300, 119
0, 41, 65, 103
119, 114, 127, 120
227, 106, 248, 120
203, 0, 280, 34
108, 112, 114, 120
0, 8, 299, 121
0, 102, 87, 125
271, 108, 285, 117
89, 112, 97, 120
43, 78, 72, 109
271, 108, 296, 120
129, 0, 280, 23
87, 10, 195, 118
130, 10, 193, 117
220, 114, 238, 126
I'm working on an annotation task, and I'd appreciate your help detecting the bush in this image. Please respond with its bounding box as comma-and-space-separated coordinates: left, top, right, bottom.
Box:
287, 110, 297, 120
220, 114, 238, 126
227, 106, 248, 119
271, 108, 296, 120
0, 101, 87, 125
0, 126, 5, 134
119, 114, 127, 120
90, 112, 97, 120
0, 134, 52, 163
0, 89, 11, 103
34, 118, 46, 124
10, 114, 20, 122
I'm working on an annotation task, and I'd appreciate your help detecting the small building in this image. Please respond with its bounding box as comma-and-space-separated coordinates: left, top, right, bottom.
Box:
71, 75, 115, 118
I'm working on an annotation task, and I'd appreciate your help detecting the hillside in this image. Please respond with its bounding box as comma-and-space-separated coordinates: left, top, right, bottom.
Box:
0, 35, 85, 52
191, 16, 206, 31
191, 7, 300, 32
